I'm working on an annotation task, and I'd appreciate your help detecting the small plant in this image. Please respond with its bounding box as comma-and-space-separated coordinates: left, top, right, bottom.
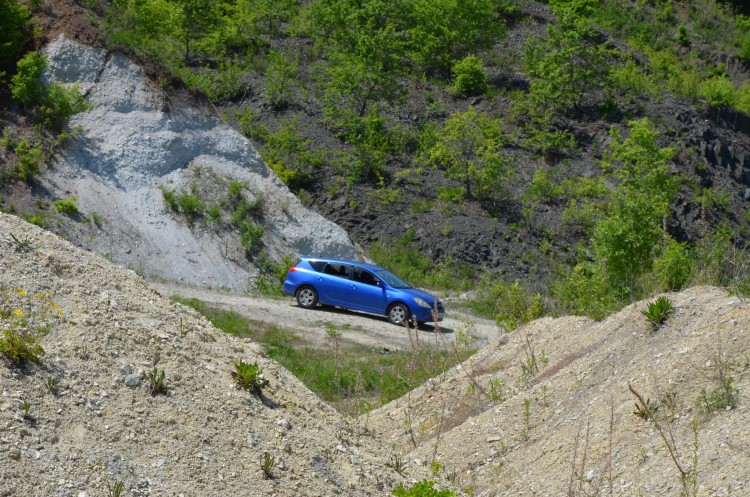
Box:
107, 480, 124, 497
147, 367, 167, 396
21, 400, 33, 420
231, 359, 269, 395
633, 398, 660, 420
697, 376, 739, 415
259, 451, 275, 479
9, 233, 32, 252
387, 453, 405, 474
0, 329, 44, 366
46, 376, 56, 393
429, 460, 443, 477
392, 479, 456, 497
54, 197, 80, 217
485, 377, 504, 403
641, 296, 674, 329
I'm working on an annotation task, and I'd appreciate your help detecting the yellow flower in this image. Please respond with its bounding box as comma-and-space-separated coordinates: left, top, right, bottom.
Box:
14, 309, 23, 318
16, 288, 25, 297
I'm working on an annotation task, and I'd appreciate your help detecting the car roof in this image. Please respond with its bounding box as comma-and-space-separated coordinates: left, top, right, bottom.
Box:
299, 256, 386, 272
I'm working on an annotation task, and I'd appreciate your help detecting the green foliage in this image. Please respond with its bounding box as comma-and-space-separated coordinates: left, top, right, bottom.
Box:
654, 238, 692, 291
470, 280, 544, 330
593, 118, 678, 295
641, 296, 674, 330
697, 376, 739, 415
263, 50, 297, 107
0, 328, 44, 366
450, 55, 488, 96
39, 82, 93, 131
260, 117, 321, 192
698, 75, 736, 107
259, 451, 275, 479
107, 481, 124, 497
633, 397, 659, 420
14, 139, 44, 182
10, 51, 47, 106
54, 197, 80, 217
239, 222, 265, 255
0, 0, 31, 67
147, 367, 167, 395
232, 359, 269, 394
426, 107, 511, 199
392, 480, 456, 497
256, 255, 294, 296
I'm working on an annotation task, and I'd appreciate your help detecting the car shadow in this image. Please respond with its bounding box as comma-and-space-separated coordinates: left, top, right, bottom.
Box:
294, 304, 454, 334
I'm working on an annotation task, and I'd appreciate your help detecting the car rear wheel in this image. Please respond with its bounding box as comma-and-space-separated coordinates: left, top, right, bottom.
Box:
296, 286, 318, 308
387, 303, 410, 326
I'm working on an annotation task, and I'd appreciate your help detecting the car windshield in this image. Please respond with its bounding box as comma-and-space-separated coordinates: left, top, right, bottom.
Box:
374, 269, 412, 289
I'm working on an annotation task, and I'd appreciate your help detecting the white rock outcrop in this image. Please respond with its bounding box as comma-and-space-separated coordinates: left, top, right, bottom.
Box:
39, 35, 355, 290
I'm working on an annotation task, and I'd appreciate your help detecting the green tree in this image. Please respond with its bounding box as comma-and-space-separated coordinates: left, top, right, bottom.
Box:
426, 107, 511, 199
263, 50, 297, 108
592, 118, 678, 297
450, 55, 488, 95
10, 51, 46, 105
0, 0, 30, 68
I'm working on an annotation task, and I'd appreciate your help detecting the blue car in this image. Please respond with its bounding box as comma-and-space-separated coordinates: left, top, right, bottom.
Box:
282, 257, 444, 326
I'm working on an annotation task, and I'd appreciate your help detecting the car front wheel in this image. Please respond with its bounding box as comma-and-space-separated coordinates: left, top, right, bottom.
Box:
296, 286, 318, 309
387, 303, 410, 326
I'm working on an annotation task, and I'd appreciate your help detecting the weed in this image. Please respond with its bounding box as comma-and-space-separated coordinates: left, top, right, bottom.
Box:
633, 398, 659, 420
641, 296, 674, 330
259, 451, 275, 479
542, 385, 549, 408
91, 211, 104, 227
107, 481, 124, 497
231, 359, 269, 395
46, 376, 56, 393
392, 479, 456, 497
22, 400, 33, 420
9, 233, 32, 252
430, 460, 443, 477
388, 453, 405, 474
697, 376, 738, 415
485, 377, 504, 403
147, 367, 167, 396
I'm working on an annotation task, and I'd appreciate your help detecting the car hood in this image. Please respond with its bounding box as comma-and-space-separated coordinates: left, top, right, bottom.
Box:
396, 287, 439, 303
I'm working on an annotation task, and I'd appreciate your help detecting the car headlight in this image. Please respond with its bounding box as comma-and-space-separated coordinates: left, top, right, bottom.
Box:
414, 297, 431, 308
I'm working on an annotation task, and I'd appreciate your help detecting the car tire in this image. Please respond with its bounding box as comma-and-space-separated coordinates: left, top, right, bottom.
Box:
387, 303, 410, 326
296, 286, 318, 309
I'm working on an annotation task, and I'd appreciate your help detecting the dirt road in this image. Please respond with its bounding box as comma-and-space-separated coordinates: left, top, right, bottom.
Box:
148, 280, 500, 351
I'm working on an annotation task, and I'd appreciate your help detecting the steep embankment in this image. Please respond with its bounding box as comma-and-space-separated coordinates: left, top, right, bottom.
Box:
0, 212, 417, 497
368, 288, 750, 496
36, 36, 355, 291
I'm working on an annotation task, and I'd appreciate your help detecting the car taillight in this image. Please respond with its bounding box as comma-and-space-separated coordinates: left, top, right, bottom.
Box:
288, 266, 299, 273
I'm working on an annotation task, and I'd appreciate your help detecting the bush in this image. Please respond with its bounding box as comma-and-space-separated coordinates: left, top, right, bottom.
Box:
450, 55, 488, 95
654, 239, 692, 291
0, 329, 44, 366
54, 197, 80, 216
14, 139, 44, 182
10, 51, 46, 105
392, 480, 456, 497
0, 0, 31, 67
698, 75, 736, 107
39, 82, 92, 131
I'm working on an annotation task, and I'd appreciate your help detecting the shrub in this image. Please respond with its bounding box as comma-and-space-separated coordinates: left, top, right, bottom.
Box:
0, 329, 44, 366
698, 75, 736, 107
240, 222, 265, 255
697, 376, 739, 414
54, 197, 80, 217
492, 281, 545, 331
654, 239, 692, 291
450, 55, 488, 95
10, 51, 46, 105
392, 480, 456, 497
232, 359, 269, 395
14, 139, 44, 182
641, 296, 674, 330
147, 367, 167, 395
39, 82, 92, 131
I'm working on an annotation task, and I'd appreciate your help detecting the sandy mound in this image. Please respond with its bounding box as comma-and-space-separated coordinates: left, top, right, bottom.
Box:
0, 213, 415, 496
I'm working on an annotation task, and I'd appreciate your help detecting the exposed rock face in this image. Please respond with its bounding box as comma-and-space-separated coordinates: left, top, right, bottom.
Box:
39, 36, 355, 290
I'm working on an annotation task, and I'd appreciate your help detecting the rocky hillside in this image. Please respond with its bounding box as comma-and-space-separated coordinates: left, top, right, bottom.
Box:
3, 212, 750, 496
0, 212, 414, 496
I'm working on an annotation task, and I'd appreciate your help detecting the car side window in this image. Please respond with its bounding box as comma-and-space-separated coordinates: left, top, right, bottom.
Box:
323, 263, 350, 278
353, 268, 378, 286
